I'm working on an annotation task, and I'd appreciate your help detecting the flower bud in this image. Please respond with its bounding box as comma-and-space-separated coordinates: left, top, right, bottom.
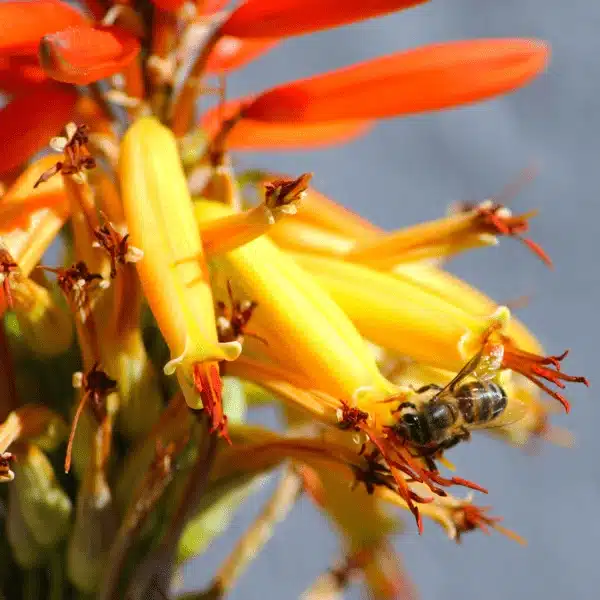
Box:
6, 485, 46, 568
67, 469, 118, 593
13, 445, 72, 547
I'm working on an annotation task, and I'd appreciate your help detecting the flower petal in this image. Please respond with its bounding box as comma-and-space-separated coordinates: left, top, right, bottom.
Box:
39, 25, 141, 85
0, 0, 87, 56
206, 37, 279, 75
201, 101, 372, 150
220, 0, 428, 38
0, 56, 47, 92
0, 82, 77, 175
243, 39, 549, 122
150, 0, 187, 10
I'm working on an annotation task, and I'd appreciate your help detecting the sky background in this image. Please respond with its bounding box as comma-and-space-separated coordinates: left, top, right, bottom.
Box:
185, 1, 599, 598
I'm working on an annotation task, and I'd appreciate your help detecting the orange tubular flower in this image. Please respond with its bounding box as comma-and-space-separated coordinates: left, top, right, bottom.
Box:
201, 101, 373, 151
206, 37, 280, 75
0, 56, 47, 92
241, 39, 549, 122
0, 82, 77, 176
220, 0, 429, 38
0, 0, 87, 57
39, 25, 141, 85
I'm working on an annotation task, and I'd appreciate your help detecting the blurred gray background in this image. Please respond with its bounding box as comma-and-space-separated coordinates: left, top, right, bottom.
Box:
185, 1, 599, 598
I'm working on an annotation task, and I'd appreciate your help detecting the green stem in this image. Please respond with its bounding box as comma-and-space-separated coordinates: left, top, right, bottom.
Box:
23, 569, 40, 600
48, 549, 63, 600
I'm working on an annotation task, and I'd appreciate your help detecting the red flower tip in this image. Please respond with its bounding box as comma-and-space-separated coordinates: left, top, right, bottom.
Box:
242, 38, 549, 123
206, 37, 279, 75
0, 81, 77, 175
192, 361, 230, 442
220, 0, 428, 39
0, 0, 87, 56
501, 344, 589, 413
39, 25, 141, 85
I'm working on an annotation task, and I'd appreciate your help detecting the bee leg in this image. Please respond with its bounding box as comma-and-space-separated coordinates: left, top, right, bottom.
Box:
412, 384, 443, 394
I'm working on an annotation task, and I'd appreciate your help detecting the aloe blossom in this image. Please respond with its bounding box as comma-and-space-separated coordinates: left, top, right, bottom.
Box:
0, 0, 588, 599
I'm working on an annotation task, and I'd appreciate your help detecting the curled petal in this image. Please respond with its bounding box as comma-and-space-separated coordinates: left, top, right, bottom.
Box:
221, 0, 428, 38
0, 56, 47, 92
39, 25, 141, 85
0, 0, 87, 56
243, 39, 550, 122
0, 82, 77, 175
207, 37, 279, 75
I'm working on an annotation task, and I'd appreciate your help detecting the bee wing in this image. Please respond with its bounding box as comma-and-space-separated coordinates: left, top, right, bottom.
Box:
468, 397, 529, 431
436, 349, 485, 397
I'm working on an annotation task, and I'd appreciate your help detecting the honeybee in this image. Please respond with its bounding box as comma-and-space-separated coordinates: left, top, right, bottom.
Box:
392, 347, 525, 453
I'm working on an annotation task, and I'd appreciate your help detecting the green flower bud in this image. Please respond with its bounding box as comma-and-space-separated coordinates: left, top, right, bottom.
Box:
6, 485, 46, 568
14, 445, 72, 547
67, 470, 118, 593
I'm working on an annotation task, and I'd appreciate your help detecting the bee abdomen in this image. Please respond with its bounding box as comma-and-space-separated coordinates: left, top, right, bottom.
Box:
455, 382, 507, 424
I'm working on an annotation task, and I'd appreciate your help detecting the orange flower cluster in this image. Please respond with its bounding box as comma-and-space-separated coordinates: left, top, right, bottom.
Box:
0, 1, 588, 599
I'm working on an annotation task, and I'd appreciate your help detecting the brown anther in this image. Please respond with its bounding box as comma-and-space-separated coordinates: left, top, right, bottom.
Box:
453, 504, 526, 545
65, 362, 117, 473
34, 123, 96, 188
92, 215, 133, 278
0, 242, 20, 309
37, 261, 106, 318
216, 280, 267, 346
475, 203, 552, 267
264, 172, 312, 210
337, 401, 369, 431
501, 341, 589, 413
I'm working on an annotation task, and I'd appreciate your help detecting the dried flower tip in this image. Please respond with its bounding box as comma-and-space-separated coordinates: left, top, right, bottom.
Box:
501, 343, 589, 412
0, 451, 16, 482
34, 123, 96, 188
0, 240, 20, 309
37, 261, 106, 318
65, 363, 117, 473
452, 503, 526, 545
264, 173, 313, 215
474, 202, 552, 267
336, 401, 369, 431
93, 217, 142, 278
215, 280, 266, 346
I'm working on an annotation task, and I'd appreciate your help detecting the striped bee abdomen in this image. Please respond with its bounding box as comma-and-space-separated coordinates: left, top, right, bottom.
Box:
455, 381, 507, 424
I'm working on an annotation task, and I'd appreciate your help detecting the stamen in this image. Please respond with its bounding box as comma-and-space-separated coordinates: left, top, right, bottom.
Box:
452, 504, 526, 545
475, 203, 552, 267
502, 342, 589, 412
65, 363, 117, 473
34, 123, 96, 188
192, 361, 229, 443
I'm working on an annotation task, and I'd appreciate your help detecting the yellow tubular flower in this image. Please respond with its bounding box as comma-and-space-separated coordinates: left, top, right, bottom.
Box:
119, 118, 240, 439
291, 252, 533, 371
194, 200, 399, 406
199, 173, 312, 256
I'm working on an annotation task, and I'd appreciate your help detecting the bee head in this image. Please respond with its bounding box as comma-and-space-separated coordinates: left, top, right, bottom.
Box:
394, 402, 429, 445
